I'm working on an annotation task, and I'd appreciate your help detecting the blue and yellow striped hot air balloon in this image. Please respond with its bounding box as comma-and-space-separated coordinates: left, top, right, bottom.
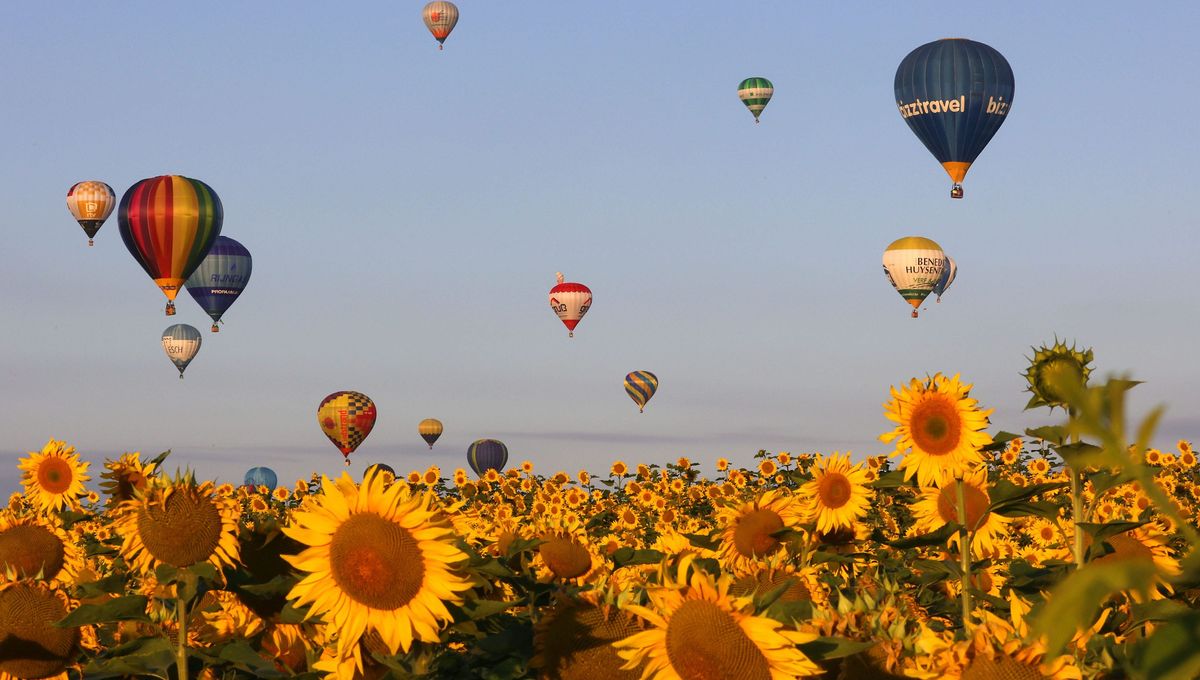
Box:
894, 39, 1014, 198
624, 371, 658, 413
467, 439, 507, 477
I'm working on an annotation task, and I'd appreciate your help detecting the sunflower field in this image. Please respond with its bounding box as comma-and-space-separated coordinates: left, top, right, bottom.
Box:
4, 347, 1200, 680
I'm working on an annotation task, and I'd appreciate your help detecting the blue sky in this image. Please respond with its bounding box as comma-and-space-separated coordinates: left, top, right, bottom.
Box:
2, 2, 1198, 493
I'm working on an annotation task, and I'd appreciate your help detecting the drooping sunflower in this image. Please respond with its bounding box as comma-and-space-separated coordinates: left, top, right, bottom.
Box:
1089, 525, 1180, 600
17, 440, 90, 515
615, 556, 822, 679
282, 470, 473, 663
0, 511, 83, 587
1022, 339, 1094, 411
798, 452, 873, 534
532, 593, 642, 680
880, 373, 993, 487
113, 474, 240, 574
715, 490, 803, 574
0, 582, 81, 680
911, 468, 1011, 558
98, 452, 157, 507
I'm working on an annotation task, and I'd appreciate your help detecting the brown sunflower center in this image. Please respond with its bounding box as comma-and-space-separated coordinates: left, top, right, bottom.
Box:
1092, 533, 1155, 565
112, 470, 146, 503
539, 536, 592, 580
329, 514, 424, 610
664, 599, 771, 680
961, 653, 1049, 680
909, 398, 963, 456
0, 525, 66, 581
817, 472, 853, 509
537, 601, 640, 679
136, 490, 223, 567
35, 458, 73, 495
936, 483, 990, 531
733, 509, 784, 559
0, 584, 80, 678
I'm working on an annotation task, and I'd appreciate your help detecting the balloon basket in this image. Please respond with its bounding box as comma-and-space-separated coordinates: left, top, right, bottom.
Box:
211, 324, 220, 333
165, 303, 176, 316
568, 331, 574, 338
438, 44, 443, 50
344, 459, 351, 467
88, 239, 94, 247
950, 184, 964, 199
911, 310, 919, 319
178, 374, 184, 380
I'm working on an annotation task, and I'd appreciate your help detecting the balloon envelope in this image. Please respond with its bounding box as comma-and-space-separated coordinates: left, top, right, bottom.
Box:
317, 391, 377, 463
933, 256, 957, 301
162, 324, 202, 377
625, 371, 659, 413
244, 467, 277, 489
894, 39, 1014, 196
467, 439, 508, 476
186, 235, 252, 331
549, 273, 592, 337
882, 237, 946, 317
737, 77, 774, 122
422, 1, 458, 47
418, 418, 444, 449
66, 181, 116, 245
365, 463, 395, 481
118, 175, 223, 315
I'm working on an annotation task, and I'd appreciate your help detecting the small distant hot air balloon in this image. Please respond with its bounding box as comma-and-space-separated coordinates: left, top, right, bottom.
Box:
737, 77, 774, 123
625, 371, 659, 413
933, 256, 957, 302
185, 235, 252, 332
418, 419, 444, 449
894, 39, 1015, 199
422, 1, 459, 50
317, 391, 377, 466
119, 175, 223, 316
162, 324, 202, 378
66, 181, 116, 246
467, 439, 508, 477
882, 237, 946, 318
549, 273, 592, 338
244, 467, 277, 489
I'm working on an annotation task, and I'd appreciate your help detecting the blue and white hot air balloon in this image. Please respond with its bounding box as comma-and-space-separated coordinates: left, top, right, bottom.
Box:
186, 235, 252, 332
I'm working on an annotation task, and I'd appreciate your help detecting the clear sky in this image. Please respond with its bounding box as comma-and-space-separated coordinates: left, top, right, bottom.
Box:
2, 2, 1198, 493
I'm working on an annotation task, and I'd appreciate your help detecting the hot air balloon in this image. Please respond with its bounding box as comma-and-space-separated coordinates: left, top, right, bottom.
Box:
66, 181, 116, 246
737, 77, 774, 123
365, 463, 395, 481
549, 273, 592, 338
882, 237, 946, 318
119, 176, 223, 316
894, 39, 1014, 199
422, 1, 458, 49
317, 391, 377, 466
162, 324, 202, 378
418, 419, 443, 449
185, 235, 252, 332
933, 256, 957, 302
244, 467, 277, 489
625, 371, 659, 413
467, 439, 508, 477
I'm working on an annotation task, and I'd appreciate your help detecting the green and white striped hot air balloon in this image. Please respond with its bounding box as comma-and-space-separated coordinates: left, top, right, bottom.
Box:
882, 237, 946, 319
737, 77, 774, 123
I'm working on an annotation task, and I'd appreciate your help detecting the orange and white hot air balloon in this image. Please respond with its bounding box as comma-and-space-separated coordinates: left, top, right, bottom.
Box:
422, 1, 459, 50
66, 181, 116, 246
549, 273, 592, 338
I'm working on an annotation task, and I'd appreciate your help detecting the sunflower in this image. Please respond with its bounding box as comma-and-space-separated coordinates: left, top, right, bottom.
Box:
98, 452, 156, 507
911, 468, 1011, 557
1089, 526, 1180, 600
880, 374, 993, 487
17, 440, 90, 515
0, 512, 83, 586
532, 594, 642, 680
0, 582, 80, 679
615, 555, 821, 679
716, 490, 803, 574
799, 452, 872, 534
113, 474, 240, 574
1022, 339, 1094, 411
282, 470, 473, 663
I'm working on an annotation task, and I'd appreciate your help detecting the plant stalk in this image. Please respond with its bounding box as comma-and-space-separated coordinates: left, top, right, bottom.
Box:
1067, 408, 1086, 568
176, 597, 189, 680
955, 477, 973, 633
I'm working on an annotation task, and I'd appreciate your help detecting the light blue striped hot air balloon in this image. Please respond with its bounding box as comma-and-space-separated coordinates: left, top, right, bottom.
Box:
625, 371, 658, 413
162, 324, 202, 378
244, 467, 277, 489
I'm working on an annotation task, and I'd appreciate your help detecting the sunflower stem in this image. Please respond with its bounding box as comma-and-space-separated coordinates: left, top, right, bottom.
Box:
1067, 409, 1086, 568
176, 596, 189, 680
955, 476, 973, 634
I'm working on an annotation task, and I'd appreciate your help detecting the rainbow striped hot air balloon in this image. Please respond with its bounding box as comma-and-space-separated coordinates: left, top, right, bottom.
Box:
737, 77, 774, 123
625, 371, 659, 413
317, 391, 377, 466
467, 439, 508, 477
119, 176, 223, 316
162, 324, 202, 379
882, 237, 946, 318
549, 272, 592, 338
422, 1, 459, 49
66, 181, 116, 246
418, 418, 444, 449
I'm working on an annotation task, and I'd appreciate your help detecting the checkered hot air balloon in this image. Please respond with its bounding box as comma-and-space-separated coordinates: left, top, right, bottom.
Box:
162, 324, 202, 379
625, 371, 659, 413
66, 181, 116, 246
422, 1, 459, 50
882, 237, 946, 319
549, 272, 592, 338
737, 77, 773, 123
317, 391, 377, 465
118, 176, 223, 316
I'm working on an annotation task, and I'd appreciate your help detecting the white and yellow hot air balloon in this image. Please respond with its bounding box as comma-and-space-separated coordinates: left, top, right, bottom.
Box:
66, 181, 116, 246
422, 1, 459, 49
882, 237, 946, 318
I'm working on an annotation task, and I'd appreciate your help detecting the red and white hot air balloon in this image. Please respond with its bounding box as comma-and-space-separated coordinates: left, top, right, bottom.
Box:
549, 272, 591, 338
